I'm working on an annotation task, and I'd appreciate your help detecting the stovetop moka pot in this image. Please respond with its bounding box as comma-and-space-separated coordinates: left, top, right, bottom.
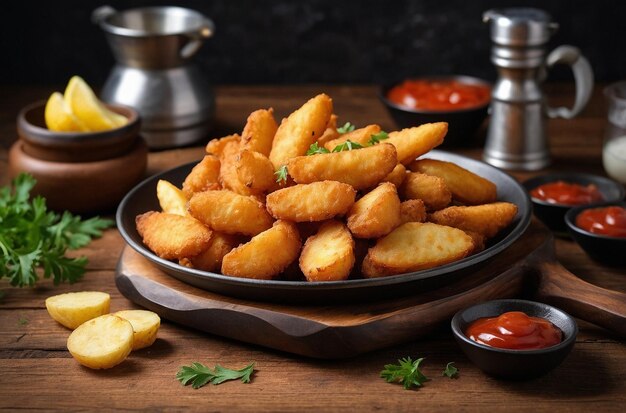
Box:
483, 8, 594, 170
93, 6, 215, 149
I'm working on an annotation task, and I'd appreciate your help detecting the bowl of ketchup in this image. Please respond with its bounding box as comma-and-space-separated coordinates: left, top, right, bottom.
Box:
565, 201, 626, 266
451, 299, 578, 380
379, 76, 491, 147
522, 173, 625, 233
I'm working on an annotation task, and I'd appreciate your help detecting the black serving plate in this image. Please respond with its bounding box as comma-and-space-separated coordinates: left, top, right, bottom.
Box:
116, 150, 531, 303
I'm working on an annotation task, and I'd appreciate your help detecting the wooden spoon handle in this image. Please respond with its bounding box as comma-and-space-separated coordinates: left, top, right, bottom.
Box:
535, 261, 626, 338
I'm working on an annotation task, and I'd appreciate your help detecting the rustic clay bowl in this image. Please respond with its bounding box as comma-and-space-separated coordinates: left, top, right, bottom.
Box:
9, 101, 147, 214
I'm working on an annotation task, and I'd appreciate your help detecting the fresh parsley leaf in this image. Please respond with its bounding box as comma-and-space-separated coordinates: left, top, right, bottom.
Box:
306, 142, 330, 156
380, 357, 429, 390
337, 122, 356, 134
331, 140, 364, 152
367, 131, 389, 145
176, 361, 255, 389
442, 362, 458, 378
0, 173, 114, 287
274, 165, 289, 184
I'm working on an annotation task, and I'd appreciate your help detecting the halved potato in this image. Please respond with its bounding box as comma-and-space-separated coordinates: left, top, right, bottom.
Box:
157, 180, 188, 216
299, 220, 355, 282
45, 291, 110, 330
114, 310, 161, 350
67, 314, 134, 369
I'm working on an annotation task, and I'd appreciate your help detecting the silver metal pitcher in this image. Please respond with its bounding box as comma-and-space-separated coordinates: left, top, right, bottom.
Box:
482, 8, 594, 170
93, 6, 215, 149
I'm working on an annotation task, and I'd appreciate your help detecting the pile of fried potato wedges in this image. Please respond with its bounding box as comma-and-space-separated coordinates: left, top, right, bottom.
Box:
136, 93, 517, 282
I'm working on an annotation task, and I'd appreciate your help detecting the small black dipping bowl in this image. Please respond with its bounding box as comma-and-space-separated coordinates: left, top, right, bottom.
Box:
379, 75, 490, 147
451, 299, 577, 380
522, 173, 625, 233
565, 201, 626, 266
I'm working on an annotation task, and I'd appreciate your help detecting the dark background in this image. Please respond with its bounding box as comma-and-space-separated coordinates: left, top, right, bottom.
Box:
2, 0, 625, 86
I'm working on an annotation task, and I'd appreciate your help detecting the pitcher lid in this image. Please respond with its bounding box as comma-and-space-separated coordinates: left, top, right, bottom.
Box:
483, 8, 558, 47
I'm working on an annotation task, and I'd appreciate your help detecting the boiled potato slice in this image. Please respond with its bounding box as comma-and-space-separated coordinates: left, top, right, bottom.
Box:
67, 314, 133, 369
362, 222, 474, 278
300, 220, 355, 282
157, 180, 188, 216
46, 291, 110, 329
386, 122, 447, 165
428, 202, 518, 239
114, 310, 161, 350
347, 182, 402, 238
401, 172, 452, 211
182, 155, 221, 198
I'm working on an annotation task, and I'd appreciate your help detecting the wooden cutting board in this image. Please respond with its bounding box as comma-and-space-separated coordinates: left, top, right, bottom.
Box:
115, 219, 626, 359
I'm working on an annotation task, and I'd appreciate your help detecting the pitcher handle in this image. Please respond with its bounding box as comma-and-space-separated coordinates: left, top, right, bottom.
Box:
92, 5, 117, 25
180, 18, 215, 60
545, 45, 594, 119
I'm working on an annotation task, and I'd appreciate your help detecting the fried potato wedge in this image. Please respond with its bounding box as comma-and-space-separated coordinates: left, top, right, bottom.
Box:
401, 172, 452, 211
387, 122, 447, 165
410, 158, 497, 205
179, 232, 244, 273
428, 202, 518, 239
136, 211, 212, 260
205, 134, 240, 156
241, 108, 277, 156
182, 155, 221, 198
323, 124, 381, 151
266, 181, 356, 222
236, 149, 278, 193
362, 222, 474, 278
188, 190, 273, 236
316, 113, 339, 146
219, 140, 253, 196
269, 93, 333, 169
381, 163, 407, 188
347, 182, 402, 238
287, 143, 397, 190
45, 291, 111, 330
300, 220, 355, 281
222, 220, 301, 279
157, 180, 188, 216
464, 230, 487, 255
400, 199, 427, 224
67, 314, 133, 369
114, 310, 161, 351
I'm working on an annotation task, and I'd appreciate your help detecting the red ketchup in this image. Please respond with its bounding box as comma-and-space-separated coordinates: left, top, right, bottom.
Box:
575, 206, 626, 237
466, 311, 563, 350
387, 79, 491, 111
530, 181, 604, 206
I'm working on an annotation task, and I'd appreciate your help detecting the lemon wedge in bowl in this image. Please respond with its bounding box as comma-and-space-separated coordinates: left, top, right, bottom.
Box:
44, 92, 89, 132
64, 76, 128, 131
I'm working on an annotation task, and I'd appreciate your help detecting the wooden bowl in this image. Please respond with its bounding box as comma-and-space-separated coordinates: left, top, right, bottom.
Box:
9, 101, 148, 214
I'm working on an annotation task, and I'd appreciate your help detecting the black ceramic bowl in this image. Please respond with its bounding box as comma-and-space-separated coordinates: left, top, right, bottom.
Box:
522, 173, 625, 233
565, 201, 626, 266
379, 75, 490, 147
451, 299, 577, 380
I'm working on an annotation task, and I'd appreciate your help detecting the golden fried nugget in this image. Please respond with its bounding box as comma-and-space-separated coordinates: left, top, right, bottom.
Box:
136, 211, 212, 260
182, 155, 221, 198
287, 143, 397, 190
188, 190, 273, 236
219, 140, 253, 196
347, 182, 402, 238
299, 220, 355, 282
180, 232, 244, 273
401, 172, 452, 211
221, 220, 301, 279
464, 230, 487, 255
240, 108, 277, 156
316, 114, 340, 146
381, 163, 407, 188
157, 180, 188, 216
387, 122, 447, 165
400, 199, 427, 224
266, 181, 356, 222
205, 134, 240, 156
269, 94, 333, 169
323, 124, 381, 151
235, 149, 278, 193
410, 158, 497, 205
362, 222, 474, 278
428, 202, 518, 239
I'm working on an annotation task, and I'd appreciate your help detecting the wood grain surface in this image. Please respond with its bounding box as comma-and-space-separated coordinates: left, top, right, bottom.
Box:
1, 85, 625, 412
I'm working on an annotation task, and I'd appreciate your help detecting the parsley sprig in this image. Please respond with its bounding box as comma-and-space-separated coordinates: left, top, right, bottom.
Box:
306, 142, 329, 155
176, 362, 255, 389
274, 165, 289, 183
337, 121, 356, 134
0, 173, 113, 287
442, 362, 459, 378
368, 131, 389, 145
380, 357, 429, 390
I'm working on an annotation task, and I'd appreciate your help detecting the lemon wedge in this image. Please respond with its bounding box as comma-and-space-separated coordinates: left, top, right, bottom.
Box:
44, 92, 89, 132
64, 76, 128, 132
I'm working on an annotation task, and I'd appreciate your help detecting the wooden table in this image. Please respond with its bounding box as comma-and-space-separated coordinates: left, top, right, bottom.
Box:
1, 85, 624, 412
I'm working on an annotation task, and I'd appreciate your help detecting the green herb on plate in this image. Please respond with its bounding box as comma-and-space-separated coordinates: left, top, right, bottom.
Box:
368, 131, 389, 145
306, 142, 330, 155
274, 165, 289, 184
176, 361, 255, 389
337, 122, 356, 134
332, 140, 364, 152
